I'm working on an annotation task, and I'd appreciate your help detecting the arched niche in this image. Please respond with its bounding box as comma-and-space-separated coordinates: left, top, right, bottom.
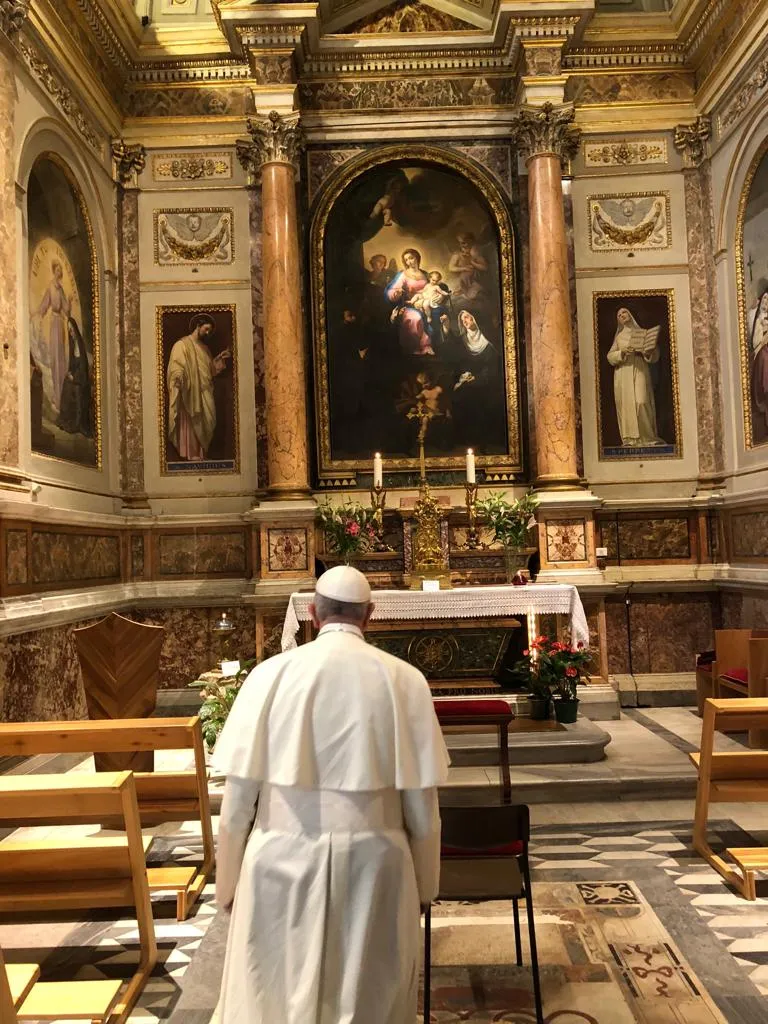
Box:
309, 146, 522, 485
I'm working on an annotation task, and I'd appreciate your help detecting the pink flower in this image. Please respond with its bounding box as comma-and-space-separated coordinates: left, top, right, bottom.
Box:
346, 522, 360, 536
522, 648, 529, 656
566, 667, 577, 677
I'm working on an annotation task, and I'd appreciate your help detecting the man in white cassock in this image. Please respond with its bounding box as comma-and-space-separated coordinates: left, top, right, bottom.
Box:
213, 565, 450, 1024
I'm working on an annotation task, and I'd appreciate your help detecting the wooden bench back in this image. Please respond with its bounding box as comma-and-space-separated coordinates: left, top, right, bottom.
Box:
0, 948, 17, 1024
714, 630, 768, 673
0, 717, 201, 758
697, 700, 768, 798
0, 771, 138, 822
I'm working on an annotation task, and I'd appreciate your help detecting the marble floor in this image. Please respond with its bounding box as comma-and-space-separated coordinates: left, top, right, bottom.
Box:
1, 709, 767, 1022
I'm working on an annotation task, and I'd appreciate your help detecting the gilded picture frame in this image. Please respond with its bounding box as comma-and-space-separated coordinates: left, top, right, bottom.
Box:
736, 135, 768, 449
27, 152, 102, 469
155, 304, 240, 475
593, 289, 682, 461
309, 145, 522, 482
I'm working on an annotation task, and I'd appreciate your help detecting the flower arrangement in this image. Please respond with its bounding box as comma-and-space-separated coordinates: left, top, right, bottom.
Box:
316, 499, 379, 562
474, 490, 539, 550
510, 635, 591, 701
191, 658, 256, 752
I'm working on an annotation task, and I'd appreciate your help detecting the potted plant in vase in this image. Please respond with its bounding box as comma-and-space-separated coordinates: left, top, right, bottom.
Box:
190, 658, 256, 753
316, 499, 379, 564
474, 490, 539, 583
511, 635, 591, 724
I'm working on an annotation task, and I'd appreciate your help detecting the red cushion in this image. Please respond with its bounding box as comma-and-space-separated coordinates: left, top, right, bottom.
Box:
442, 841, 524, 857
434, 699, 513, 720
721, 667, 748, 684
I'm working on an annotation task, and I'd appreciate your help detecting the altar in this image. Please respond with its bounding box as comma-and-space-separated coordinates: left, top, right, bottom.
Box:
282, 584, 589, 694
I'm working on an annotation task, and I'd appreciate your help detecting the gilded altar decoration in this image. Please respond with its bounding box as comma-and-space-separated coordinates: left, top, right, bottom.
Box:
153, 209, 234, 267
310, 146, 521, 480
410, 486, 449, 586
345, 0, 474, 33
584, 140, 667, 168
0, 0, 28, 38
152, 153, 232, 182
674, 116, 712, 168
509, 102, 581, 162
588, 193, 671, 253
593, 291, 682, 461
27, 154, 102, 468
111, 140, 146, 187
736, 137, 768, 448
155, 305, 240, 474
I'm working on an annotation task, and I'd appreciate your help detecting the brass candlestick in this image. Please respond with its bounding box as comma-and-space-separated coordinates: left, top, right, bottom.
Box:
370, 484, 389, 551
465, 481, 480, 549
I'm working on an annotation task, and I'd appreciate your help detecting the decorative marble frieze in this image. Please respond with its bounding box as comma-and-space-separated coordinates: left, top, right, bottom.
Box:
509, 102, 580, 162
152, 152, 233, 183
124, 86, 250, 120
584, 139, 668, 168
566, 72, 694, 107
156, 530, 249, 577
299, 77, 512, 111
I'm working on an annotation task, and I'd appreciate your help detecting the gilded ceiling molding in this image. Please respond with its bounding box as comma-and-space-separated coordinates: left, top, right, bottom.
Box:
17, 36, 103, 152
509, 102, 581, 163
0, 0, 29, 39
111, 139, 146, 186
673, 115, 711, 168
237, 110, 303, 183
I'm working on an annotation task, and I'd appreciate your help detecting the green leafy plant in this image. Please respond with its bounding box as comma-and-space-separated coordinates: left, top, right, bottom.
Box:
475, 490, 538, 549
511, 635, 591, 702
191, 658, 255, 752
316, 499, 379, 560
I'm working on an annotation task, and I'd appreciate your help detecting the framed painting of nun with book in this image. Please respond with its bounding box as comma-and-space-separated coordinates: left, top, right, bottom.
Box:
593, 290, 682, 461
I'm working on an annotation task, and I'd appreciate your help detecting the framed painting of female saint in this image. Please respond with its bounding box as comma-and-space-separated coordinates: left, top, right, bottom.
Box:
737, 139, 768, 448
310, 148, 521, 482
593, 290, 682, 460
27, 155, 101, 468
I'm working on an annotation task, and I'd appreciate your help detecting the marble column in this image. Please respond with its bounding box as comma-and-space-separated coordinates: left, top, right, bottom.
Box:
112, 140, 149, 509
238, 111, 310, 500
510, 103, 581, 488
0, 8, 27, 490
675, 118, 725, 489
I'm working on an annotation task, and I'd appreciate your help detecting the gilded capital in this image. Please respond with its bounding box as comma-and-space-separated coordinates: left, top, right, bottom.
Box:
246, 110, 303, 169
674, 116, 712, 168
111, 139, 146, 187
509, 102, 581, 163
0, 0, 29, 39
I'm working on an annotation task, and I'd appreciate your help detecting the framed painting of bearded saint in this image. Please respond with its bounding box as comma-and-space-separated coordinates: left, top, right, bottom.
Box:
155, 305, 240, 474
593, 290, 682, 460
737, 139, 768, 448
310, 149, 521, 481
27, 154, 101, 467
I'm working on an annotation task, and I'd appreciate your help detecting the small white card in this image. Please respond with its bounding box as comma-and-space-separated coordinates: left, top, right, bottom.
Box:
221, 660, 241, 677
422, 579, 440, 592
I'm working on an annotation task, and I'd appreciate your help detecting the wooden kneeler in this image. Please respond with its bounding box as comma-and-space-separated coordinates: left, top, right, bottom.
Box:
690, 698, 768, 900
0, 773, 157, 1023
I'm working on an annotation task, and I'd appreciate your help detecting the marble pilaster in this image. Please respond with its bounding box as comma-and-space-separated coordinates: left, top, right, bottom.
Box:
247, 186, 269, 492
112, 140, 148, 509
238, 112, 310, 500
510, 103, 581, 488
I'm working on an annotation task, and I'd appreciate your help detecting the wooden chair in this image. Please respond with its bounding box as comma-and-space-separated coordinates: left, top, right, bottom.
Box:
713, 630, 768, 745
0, 718, 213, 920
0, 773, 157, 1023
433, 698, 513, 803
423, 803, 543, 1024
690, 698, 768, 900
73, 613, 165, 772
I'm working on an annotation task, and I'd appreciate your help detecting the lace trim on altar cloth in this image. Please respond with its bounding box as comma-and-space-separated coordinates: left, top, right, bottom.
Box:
281, 585, 589, 652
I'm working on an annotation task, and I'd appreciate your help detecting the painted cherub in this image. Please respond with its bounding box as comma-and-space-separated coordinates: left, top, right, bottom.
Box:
369, 176, 404, 226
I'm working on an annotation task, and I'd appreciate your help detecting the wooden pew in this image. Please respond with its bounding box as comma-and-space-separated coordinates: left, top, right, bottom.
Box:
0, 773, 157, 1023
0, 717, 214, 920
690, 698, 768, 900
713, 630, 768, 746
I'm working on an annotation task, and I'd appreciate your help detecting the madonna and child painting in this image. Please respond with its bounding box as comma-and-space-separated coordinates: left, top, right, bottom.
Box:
315, 160, 517, 473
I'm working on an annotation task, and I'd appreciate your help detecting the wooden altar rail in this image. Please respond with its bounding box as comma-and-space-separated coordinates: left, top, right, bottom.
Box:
0, 773, 156, 1023
0, 717, 214, 921
690, 698, 768, 900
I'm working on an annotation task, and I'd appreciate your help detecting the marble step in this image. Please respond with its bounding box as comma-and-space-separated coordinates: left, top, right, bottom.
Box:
445, 718, 611, 766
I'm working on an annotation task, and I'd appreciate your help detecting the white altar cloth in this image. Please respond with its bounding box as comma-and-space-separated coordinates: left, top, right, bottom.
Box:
281, 584, 590, 652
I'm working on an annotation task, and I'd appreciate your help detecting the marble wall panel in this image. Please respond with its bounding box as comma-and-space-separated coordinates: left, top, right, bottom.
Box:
0, 620, 89, 722
5, 530, 28, 586
123, 86, 251, 119
156, 531, 249, 577
631, 594, 717, 674
731, 511, 768, 559
30, 531, 121, 585
597, 517, 691, 561
545, 519, 587, 563
131, 535, 145, 579
721, 591, 768, 630
566, 73, 694, 106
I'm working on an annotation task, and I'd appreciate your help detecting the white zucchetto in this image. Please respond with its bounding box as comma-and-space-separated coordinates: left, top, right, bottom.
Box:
315, 565, 372, 604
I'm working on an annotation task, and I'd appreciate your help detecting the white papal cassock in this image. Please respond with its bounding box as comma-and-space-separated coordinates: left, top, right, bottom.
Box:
213, 621, 450, 1024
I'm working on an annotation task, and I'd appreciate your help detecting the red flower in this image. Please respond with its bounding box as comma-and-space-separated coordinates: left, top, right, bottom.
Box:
576, 641, 584, 649
346, 521, 360, 536
522, 649, 529, 657
551, 641, 565, 652
565, 667, 577, 677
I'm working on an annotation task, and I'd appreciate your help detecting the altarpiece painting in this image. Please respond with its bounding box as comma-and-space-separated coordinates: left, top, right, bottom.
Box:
737, 139, 768, 448
310, 150, 521, 481
27, 155, 101, 467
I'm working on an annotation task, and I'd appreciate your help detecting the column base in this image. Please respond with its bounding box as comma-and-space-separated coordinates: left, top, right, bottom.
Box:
696, 473, 726, 492
121, 493, 152, 513
535, 474, 583, 491
265, 484, 313, 501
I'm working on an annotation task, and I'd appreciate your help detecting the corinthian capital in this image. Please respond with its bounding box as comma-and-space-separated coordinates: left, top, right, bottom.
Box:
111, 139, 146, 187
0, 0, 29, 39
244, 110, 303, 171
509, 102, 581, 163
674, 116, 711, 168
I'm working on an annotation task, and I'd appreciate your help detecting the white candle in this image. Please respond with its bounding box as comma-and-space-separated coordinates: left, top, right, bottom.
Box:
466, 448, 476, 484
373, 452, 383, 489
